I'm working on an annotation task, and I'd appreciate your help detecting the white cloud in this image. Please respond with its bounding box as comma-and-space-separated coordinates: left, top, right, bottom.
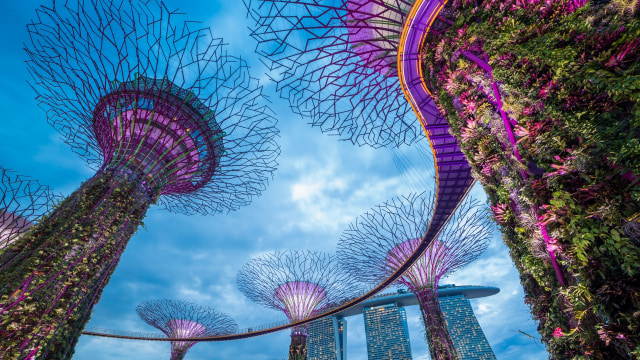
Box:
287, 158, 403, 233
2, 1, 547, 359
177, 287, 212, 303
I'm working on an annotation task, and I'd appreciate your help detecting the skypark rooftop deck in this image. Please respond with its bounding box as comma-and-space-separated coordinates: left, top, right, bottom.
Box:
336, 285, 500, 318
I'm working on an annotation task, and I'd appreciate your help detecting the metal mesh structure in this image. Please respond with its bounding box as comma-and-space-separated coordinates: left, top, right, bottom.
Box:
337, 192, 492, 360
0, 166, 60, 250
28, 0, 279, 215
245, 0, 475, 228
245, 0, 423, 148
0, 1, 278, 358
137, 300, 237, 360
237, 250, 354, 360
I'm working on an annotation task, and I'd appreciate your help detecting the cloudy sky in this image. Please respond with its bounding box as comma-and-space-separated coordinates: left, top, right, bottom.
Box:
0, 1, 547, 359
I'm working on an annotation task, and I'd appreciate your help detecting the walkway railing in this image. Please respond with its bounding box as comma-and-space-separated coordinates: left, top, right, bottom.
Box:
82, 0, 475, 342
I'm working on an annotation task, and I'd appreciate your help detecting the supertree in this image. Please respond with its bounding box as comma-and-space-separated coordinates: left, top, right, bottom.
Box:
237, 250, 354, 360
418, 0, 640, 356
0, 1, 279, 358
0, 166, 60, 250
337, 192, 492, 360
244, 0, 427, 148
136, 299, 238, 360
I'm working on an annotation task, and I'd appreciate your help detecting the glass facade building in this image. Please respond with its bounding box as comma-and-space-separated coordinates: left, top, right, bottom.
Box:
439, 294, 496, 360
305, 285, 498, 360
308, 315, 347, 360
362, 302, 412, 360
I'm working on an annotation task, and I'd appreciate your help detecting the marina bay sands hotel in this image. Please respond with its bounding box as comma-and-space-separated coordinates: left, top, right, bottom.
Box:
307, 284, 499, 360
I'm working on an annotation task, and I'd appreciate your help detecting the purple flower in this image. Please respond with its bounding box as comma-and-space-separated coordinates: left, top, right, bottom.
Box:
491, 203, 510, 224
553, 327, 564, 338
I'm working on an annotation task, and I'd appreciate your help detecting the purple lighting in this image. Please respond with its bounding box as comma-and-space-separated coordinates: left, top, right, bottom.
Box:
137, 300, 237, 360
237, 250, 354, 360
0, 1, 278, 357
0, 166, 58, 250
386, 238, 449, 288
346, 0, 412, 77
245, 0, 422, 147
275, 281, 328, 322
166, 319, 208, 359
93, 77, 224, 195
338, 192, 492, 360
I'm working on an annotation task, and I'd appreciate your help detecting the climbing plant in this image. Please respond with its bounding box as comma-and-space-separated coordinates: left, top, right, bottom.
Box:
0, 171, 154, 358
422, 0, 640, 358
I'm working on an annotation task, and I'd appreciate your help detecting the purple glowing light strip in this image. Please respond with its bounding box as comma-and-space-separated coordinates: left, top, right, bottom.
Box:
398, 0, 475, 239
459, 49, 566, 286
460, 51, 521, 162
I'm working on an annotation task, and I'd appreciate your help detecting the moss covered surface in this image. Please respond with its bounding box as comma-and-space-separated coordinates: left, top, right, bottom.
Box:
418, 289, 459, 360
421, 0, 640, 358
289, 333, 308, 360
0, 170, 155, 359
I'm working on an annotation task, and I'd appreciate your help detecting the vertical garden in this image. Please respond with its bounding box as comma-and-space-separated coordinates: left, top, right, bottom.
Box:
422, 0, 640, 358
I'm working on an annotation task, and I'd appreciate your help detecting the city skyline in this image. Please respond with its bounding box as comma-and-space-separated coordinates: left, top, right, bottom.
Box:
0, 1, 546, 359
306, 285, 499, 360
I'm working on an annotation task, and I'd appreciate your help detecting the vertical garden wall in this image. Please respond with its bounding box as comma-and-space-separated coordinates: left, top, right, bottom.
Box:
421, 0, 640, 358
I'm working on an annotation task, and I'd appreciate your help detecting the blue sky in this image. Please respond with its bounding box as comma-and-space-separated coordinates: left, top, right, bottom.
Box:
0, 1, 547, 359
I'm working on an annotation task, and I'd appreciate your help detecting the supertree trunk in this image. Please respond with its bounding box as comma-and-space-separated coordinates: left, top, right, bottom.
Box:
0, 170, 155, 359
237, 251, 354, 360
170, 349, 188, 360
137, 299, 237, 360
415, 288, 458, 360
288, 327, 308, 360
337, 193, 492, 359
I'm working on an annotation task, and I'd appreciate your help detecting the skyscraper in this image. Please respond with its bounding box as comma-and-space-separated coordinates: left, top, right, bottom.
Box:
363, 303, 412, 360
307, 316, 347, 360
439, 294, 496, 360
306, 285, 498, 360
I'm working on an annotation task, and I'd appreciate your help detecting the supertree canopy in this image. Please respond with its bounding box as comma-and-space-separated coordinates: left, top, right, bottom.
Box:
136, 299, 238, 360
0, 166, 60, 250
337, 192, 492, 360
245, 0, 425, 147
237, 250, 353, 360
0, 1, 279, 358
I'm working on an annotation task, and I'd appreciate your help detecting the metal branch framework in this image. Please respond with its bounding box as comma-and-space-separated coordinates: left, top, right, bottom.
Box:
64, 0, 474, 345
28, 0, 280, 215
245, 0, 423, 147
237, 250, 355, 360
337, 192, 492, 360
0, 1, 278, 358
0, 166, 60, 250
137, 300, 237, 360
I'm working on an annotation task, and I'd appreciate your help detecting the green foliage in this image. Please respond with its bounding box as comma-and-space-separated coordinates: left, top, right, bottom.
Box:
0, 170, 154, 359
289, 334, 308, 360
419, 291, 460, 360
421, 0, 640, 358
